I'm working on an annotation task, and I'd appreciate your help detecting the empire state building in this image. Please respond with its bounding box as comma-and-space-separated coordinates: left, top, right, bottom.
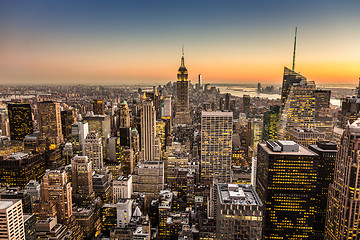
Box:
174, 53, 191, 124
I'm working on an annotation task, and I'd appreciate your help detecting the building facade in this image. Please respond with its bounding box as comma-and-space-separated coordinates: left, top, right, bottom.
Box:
216, 183, 263, 240
174, 54, 191, 124
257, 141, 319, 239
201, 111, 233, 184
0, 199, 25, 240
8, 103, 33, 141
37, 101, 63, 146
324, 120, 360, 239
140, 99, 156, 161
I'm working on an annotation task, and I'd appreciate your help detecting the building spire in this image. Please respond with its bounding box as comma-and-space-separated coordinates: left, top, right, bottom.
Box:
181, 44, 185, 67
292, 27, 297, 72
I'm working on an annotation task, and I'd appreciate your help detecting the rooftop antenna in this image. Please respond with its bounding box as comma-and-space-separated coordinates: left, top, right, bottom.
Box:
292, 27, 297, 72
182, 44, 184, 57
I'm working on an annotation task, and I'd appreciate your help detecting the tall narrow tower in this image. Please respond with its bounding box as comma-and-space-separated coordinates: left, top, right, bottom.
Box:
174, 49, 191, 124
278, 28, 316, 140
37, 101, 63, 146
141, 98, 156, 160
324, 120, 360, 239
201, 111, 233, 184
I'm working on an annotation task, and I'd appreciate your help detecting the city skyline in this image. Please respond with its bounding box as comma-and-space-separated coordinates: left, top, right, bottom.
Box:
1, 0, 360, 85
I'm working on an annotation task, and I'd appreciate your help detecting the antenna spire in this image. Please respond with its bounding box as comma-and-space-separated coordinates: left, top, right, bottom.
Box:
180, 45, 185, 67
292, 27, 297, 72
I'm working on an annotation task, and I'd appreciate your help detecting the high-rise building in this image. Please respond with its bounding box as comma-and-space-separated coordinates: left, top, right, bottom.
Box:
201, 111, 233, 184
216, 184, 263, 240
7, 103, 33, 141
133, 160, 164, 201
93, 99, 105, 115
84, 132, 104, 173
0, 113, 10, 137
162, 96, 172, 120
113, 175, 133, 203
257, 141, 319, 239
324, 120, 360, 240
243, 95, 251, 117
280, 67, 307, 110
262, 105, 280, 141
0, 152, 45, 188
119, 101, 130, 128
224, 93, 231, 111
308, 141, 337, 239
71, 122, 89, 155
25, 180, 41, 203
315, 90, 331, 112
288, 128, 326, 147
337, 96, 360, 129
141, 98, 156, 161
37, 101, 63, 146
71, 155, 95, 205
40, 170, 72, 224
61, 108, 75, 141
278, 74, 316, 140
83, 113, 111, 140
174, 53, 191, 124
247, 118, 263, 156
0, 199, 25, 240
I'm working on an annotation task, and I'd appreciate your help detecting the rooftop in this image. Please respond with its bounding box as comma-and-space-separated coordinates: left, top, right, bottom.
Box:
262, 141, 317, 156
8, 152, 29, 160
0, 199, 19, 210
217, 184, 262, 206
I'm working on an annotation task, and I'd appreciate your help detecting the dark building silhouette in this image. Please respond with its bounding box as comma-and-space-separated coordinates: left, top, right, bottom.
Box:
257, 141, 319, 239
308, 141, 337, 239
93, 99, 105, 115
8, 103, 33, 141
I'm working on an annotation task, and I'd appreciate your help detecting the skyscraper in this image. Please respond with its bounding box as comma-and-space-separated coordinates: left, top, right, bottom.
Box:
141, 98, 156, 161
337, 95, 360, 129
262, 105, 280, 141
224, 93, 231, 111
308, 141, 337, 239
84, 131, 104, 173
40, 169, 72, 224
280, 67, 307, 110
0, 152, 45, 188
37, 101, 63, 146
257, 141, 319, 239
0, 199, 25, 240
201, 111, 233, 184
71, 122, 89, 155
278, 75, 316, 140
7, 103, 33, 141
315, 89, 331, 112
93, 99, 105, 115
71, 155, 95, 205
174, 52, 191, 125
324, 120, 360, 240
216, 184, 263, 239
243, 95, 250, 117
0, 113, 10, 137
162, 95, 172, 120
118, 101, 130, 128
61, 108, 75, 141
288, 128, 326, 148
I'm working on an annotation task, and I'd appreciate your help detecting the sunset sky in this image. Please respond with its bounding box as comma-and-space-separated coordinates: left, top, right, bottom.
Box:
1, 0, 359, 85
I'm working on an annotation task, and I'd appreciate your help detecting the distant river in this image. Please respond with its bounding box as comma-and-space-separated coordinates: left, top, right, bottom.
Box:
216, 85, 341, 106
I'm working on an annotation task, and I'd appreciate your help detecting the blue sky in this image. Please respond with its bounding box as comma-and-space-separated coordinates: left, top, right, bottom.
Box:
1, 0, 359, 84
